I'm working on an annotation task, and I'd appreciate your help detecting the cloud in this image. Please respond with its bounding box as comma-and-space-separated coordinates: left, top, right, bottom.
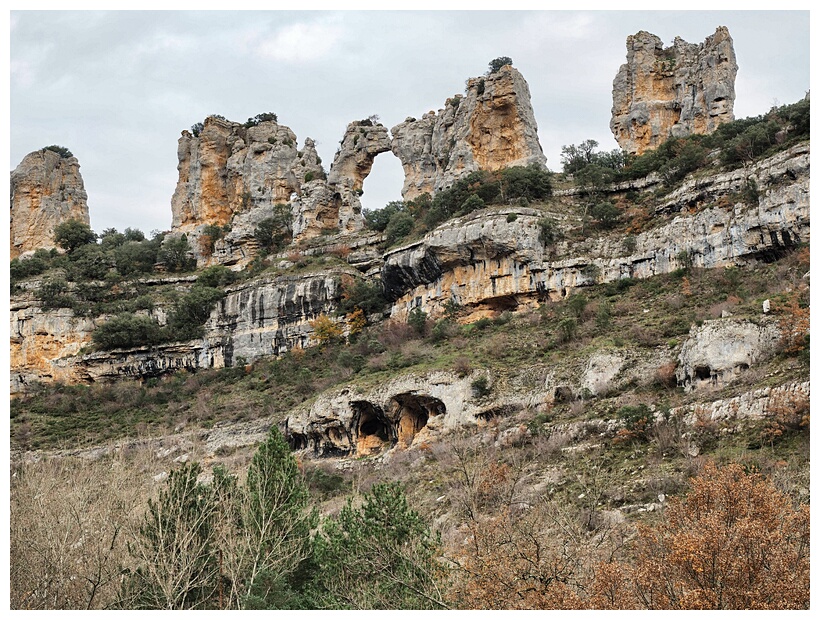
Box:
253, 18, 344, 63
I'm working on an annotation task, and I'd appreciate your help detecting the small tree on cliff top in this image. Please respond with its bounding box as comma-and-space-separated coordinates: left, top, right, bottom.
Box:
487, 56, 513, 74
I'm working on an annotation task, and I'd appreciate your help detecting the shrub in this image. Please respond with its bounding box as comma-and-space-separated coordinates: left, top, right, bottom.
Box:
556, 317, 577, 343
384, 210, 414, 245
254, 204, 292, 255
44, 145, 73, 159
36, 278, 73, 309
243, 112, 278, 128
167, 286, 225, 340
338, 277, 385, 316
500, 164, 552, 201
54, 220, 97, 253
158, 235, 195, 272
190, 122, 204, 137
310, 314, 344, 346
92, 313, 165, 350
471, 376, 491, 398
197, 264, 235, 288
589, 201, 620, 229
538, 217, 557, 246
407, 308, 428, 336
487, 56, 513, 74
363, 201, 406, 232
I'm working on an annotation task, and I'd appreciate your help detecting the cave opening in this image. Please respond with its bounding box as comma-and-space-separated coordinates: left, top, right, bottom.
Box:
694, 365, 712, 381
352, 401, 394, 456
390, 393, 445, 448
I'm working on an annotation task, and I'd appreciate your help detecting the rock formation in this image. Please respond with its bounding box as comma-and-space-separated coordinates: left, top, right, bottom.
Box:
676, 318, 781, 391
391, 64, 546, 201
10, 148, 90, 260
171, 116, 393, 266
610, 26, 738, 155
383, 144, 809, 321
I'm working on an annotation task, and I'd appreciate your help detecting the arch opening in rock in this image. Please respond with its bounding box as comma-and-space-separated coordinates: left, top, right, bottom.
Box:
389, 393, 445, 448
352, 401, 394, 456
359, 151, 405, 213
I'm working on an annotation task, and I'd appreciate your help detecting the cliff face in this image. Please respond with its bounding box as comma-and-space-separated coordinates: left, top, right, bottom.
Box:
611, 26, 737, 155
10, 149, 90, 260
391, 65, 546, 201
384, 144, 809, 321
171, 116, 314, 233
9, 270, 347, 394
9, 143, 809, 395
171, 117, 394, 266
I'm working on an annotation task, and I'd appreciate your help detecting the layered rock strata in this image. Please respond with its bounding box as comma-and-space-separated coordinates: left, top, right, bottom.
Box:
10, 148, 90, 259
9, 270, 348, 394
391, 64, 546, 200
611, 26, 737, 155
383, 144, 809, 321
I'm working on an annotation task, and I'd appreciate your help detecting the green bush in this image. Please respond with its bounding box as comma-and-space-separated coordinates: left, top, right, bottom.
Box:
158, 235, 195, 272
364, 201, 406, 232
487, 56, 513, 74
54, 220, 97, 253
384, 210, 414, 246
500, 164, 552, 201
36, 278, 73, 309
254, 204, 292, 255
43, 145, 73, 159
243, 112, 278, 128
197, 264, 235, 288
167, 286, 225, 340
471, 376, 491, 398
589, 201, 620, 229
338, 278, 385, 316
92, 313, 165, 350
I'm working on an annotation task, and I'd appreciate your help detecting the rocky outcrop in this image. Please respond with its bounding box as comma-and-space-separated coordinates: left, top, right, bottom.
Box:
383, 145, 809, 321
10, 148, 90, 260
327, 120, 391, 191
676, 318, 781, 391
611, 26, 737, 155
391, 64, 546, 200
10, 300, 97, 393
171, 116, 394, 266
285, 371, 478, 457
9, 270, 348, 393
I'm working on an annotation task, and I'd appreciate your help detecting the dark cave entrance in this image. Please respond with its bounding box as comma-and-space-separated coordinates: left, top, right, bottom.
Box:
352, 401, 394, 456
390, 393, 445, 448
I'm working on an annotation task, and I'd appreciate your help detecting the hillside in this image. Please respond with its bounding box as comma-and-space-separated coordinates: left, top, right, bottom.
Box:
9, 47, 810, 610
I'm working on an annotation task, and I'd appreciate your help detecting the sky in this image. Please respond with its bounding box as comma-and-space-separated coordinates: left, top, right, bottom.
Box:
8, 8, 811, 236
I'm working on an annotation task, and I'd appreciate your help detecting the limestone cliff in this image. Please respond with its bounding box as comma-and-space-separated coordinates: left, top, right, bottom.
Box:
383, 144, 809, 321
611, 26, 737, 155
391, 64, 546, 201
10, 148, 90, 260
171, 116, 393, 266
9, 270, 349, 394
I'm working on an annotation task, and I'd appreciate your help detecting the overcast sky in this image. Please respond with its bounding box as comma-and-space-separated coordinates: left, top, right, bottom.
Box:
9, 9, 810, 235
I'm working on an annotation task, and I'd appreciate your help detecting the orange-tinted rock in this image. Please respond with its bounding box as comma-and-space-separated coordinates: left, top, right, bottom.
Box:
10, 148, 89, 259
391, 64, 546, 201
610, 27, 737, 155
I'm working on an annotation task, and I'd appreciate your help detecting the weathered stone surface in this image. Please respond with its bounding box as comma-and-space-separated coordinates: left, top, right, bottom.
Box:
285, 371, 477, 457
171, 116, 309, 233
383, 145, 809, 321
391, 65, 546, 200
676, 318, 781, 391
9, 270, 348, 393
611, 26, 737, 155
10, 148, 90, 259
171, 115, 390, 266
670, 380, 809, 425
10, 301, 97, 393
327, 121, 391, 191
